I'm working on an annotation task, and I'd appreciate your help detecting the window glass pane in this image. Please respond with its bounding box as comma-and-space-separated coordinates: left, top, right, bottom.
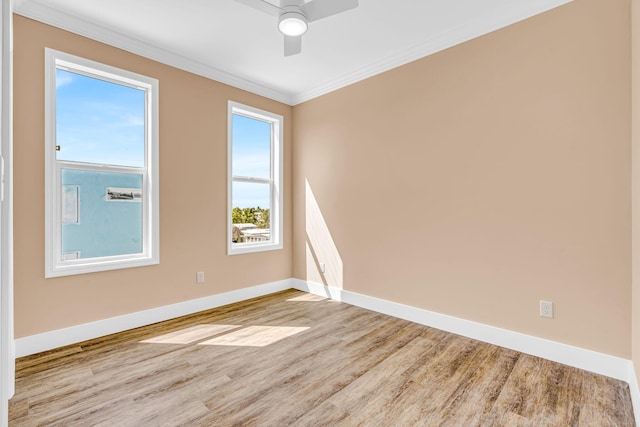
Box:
61, 168, 143, 259
231, 114, 271, 179
56, 68, 145, 168
231, 181, 271, 244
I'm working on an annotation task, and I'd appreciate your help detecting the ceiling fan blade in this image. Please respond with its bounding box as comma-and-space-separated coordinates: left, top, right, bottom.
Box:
235, 0, 281, 16
301, 0, 358, 22
284, 35, 302, 56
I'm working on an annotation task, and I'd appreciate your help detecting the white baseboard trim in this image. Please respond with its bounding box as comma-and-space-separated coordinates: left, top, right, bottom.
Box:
15, 278, 293, 357
292, 279, 631, 382
15, 276, 636, 381
629, 362, 640, 425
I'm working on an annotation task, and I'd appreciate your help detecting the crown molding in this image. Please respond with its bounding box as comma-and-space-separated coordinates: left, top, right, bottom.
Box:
291, 0, 573, 104
13, 0, 295, 105
15, 0, 572, 107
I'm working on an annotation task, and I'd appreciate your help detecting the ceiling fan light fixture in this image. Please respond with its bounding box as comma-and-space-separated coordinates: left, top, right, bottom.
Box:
278, 11, 308, 36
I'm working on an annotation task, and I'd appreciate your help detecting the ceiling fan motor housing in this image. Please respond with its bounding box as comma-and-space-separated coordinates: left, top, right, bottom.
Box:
278, 8, 308, 36
235, 0, 359, 55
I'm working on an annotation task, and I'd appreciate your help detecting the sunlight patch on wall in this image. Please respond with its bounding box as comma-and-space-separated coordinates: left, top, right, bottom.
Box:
305, 179, 343, 289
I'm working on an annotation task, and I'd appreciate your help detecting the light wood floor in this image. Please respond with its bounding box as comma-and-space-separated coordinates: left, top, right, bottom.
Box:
9, 290, 636, 426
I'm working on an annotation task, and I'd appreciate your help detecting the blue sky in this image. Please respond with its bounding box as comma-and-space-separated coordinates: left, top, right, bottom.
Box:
56, 69, 145, 168
56, 68, 272, 209
231, 114, 272, 209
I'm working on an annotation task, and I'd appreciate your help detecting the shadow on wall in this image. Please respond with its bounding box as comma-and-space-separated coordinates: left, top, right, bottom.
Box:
305, 179, 343, 294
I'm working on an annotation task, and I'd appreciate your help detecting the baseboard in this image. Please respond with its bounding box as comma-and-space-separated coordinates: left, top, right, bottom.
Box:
292, 279, 630, 382
15, 278, 293, 357
13, 277, 636, 381
629, 362, 640, 425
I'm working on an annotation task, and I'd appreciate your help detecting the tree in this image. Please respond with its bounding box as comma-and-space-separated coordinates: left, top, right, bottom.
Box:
232, 207, 257, 225
257, 208, 270, 229
232, 206, 270, 229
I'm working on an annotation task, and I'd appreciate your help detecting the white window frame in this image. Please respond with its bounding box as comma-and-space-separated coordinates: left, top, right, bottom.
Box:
227, 101, 283, 255
44, 49, 159, 277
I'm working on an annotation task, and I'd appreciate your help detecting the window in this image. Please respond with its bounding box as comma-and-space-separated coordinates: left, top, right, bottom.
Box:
228, 101, 283, 255
45, 49, 159, 277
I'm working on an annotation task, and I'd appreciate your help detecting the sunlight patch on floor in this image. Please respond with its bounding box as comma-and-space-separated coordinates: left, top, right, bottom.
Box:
140, 324, 241, 344
286, 293, 327, 302
198, 326, 310, 347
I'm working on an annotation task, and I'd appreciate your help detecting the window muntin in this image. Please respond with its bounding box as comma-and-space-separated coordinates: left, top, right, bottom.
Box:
228, 102, 283, 255
45, 49, 159, 277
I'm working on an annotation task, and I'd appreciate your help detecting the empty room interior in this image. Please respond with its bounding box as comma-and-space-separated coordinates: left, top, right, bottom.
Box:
5, 0, 640, 425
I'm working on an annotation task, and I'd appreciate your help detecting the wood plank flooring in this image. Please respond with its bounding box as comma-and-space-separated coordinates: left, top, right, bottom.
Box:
8, 289, 636, 426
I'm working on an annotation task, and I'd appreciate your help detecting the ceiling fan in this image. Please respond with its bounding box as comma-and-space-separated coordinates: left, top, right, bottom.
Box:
235, 0, 359, 56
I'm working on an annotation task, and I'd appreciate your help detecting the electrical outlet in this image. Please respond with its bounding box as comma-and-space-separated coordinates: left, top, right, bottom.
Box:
540, 300, 553, 318
196, 271, 205, 283
319, 262, 326, 274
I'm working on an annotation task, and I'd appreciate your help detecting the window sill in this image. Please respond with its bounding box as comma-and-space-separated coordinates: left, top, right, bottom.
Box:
228, 242, 283, 256
45, 255, 159, 278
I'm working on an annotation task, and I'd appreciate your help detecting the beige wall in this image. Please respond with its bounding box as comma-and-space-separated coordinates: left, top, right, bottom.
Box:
293, 0, 632, 357
13, 16, 293, 338
633, 0, 640, 386
13, 0, 635, 360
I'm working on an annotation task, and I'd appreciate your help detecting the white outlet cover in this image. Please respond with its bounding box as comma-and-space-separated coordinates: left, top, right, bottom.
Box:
540, 300, 553, 318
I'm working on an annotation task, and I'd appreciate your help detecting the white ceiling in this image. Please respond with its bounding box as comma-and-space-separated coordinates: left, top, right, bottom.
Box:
14, 0, 572, 105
